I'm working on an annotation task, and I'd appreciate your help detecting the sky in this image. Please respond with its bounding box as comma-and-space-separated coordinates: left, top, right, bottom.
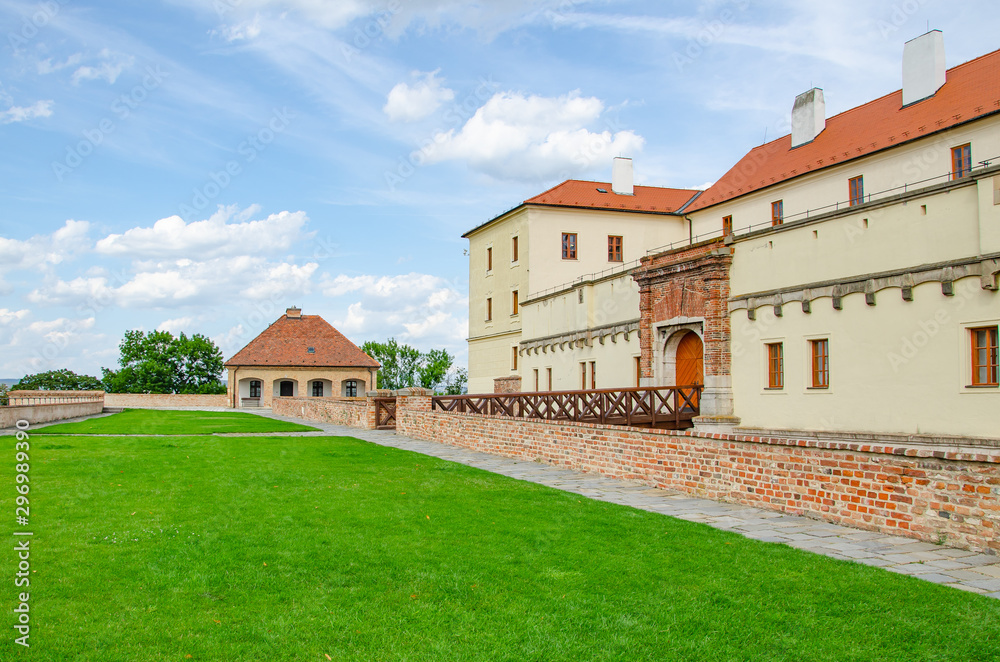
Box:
0, 0, 997, 380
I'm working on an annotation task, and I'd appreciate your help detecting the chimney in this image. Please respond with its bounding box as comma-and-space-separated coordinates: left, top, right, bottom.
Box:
902, 30, 945, 106
286, 307, 302, 319
612, 157, 633, 195
790, 88, 825, 148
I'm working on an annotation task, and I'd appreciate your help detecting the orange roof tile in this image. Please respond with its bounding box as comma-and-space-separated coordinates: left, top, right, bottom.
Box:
224, 314, 380, 368
688, 48, 1000, 212
526, 179, 700, 213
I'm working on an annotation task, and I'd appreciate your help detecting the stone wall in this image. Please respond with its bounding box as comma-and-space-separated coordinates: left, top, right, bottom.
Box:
272, 396, 375, 429
103, 393, 230, 409
396, 401, 1000, 554
493, 376, 522, 393
1, 401, 105, 428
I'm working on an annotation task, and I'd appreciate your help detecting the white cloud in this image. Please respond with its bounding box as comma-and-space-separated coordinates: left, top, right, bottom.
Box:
157, 316, 197, 334
95, 205, 311, 259
322, 272, 467, 347
0, 309, 30, 326
0, 220, 90, 273
384, 69, 455, 122
37, 53, 84, 75
71, 49, 135, 85
214, 16, 263, 42
421, 90, 645, 181
0, 100, 54, 124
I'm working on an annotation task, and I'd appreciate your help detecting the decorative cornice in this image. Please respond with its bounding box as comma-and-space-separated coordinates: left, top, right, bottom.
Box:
518, 319, 640, 354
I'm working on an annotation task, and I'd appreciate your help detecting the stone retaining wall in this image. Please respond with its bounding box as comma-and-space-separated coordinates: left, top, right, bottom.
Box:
396, 396, 1000, 554
103, 393, 230, 409
272, 396, 375, 429
1, 401, 105, 428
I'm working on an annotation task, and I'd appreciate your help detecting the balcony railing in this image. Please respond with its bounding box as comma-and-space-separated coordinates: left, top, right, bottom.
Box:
431, 386, 702, 429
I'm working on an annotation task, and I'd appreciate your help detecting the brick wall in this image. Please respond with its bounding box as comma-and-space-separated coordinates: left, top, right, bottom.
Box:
272, 396, 375, 429
494, 376, 522, 393
633, 239, 732, 380
1, 401, 105, 428
103, 393, 230, 408
397, 403, 1000, 554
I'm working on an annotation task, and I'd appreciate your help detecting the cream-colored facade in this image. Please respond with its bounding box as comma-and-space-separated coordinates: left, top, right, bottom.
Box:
465, 174, 695, 394
226, 366, 374, 408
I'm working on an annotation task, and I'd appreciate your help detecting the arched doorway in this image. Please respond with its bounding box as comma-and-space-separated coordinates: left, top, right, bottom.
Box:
675, 332, 703, 410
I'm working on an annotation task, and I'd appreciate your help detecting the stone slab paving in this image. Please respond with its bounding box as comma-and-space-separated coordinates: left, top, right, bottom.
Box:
6, 408, 999, 599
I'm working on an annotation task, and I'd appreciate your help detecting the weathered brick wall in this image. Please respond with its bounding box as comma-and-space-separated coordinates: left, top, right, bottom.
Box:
397, 405, 1000, 554
634, 239, 732, 380
103, 393, 230, 408
494, 376, 522, 393
272, 396, 374, 429
1, 401, 105, 428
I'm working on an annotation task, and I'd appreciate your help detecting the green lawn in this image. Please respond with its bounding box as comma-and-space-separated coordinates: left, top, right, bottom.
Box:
34, 409, 319, 435
3, 418, 999, 660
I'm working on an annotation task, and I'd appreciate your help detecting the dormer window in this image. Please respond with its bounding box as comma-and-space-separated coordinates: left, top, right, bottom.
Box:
307, 347, 315, 354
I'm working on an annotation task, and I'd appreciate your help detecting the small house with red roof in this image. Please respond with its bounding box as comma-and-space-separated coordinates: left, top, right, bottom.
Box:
224, 307, 380, 408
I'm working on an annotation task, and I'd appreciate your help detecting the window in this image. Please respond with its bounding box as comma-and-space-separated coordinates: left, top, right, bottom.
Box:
249, 380, 261, 398
766, 343, 784, 389
580, 362, 587, 389
810, 339, 829, 388
608, 235, 623, 262
512, 347, 518, 371
345, 380, 358, 397
512, 236, 519, 262
512, 290, 519, 315
562, 233, 577, 259
849, 176, 864, 206
771, 200, 783, 226
722, 215, 733, 236
486, 246, 493, 271
952, 143, 972, 180
590, 361, 596, 390
533, 368, 539, 391
635, 356, 641, 387
486, 297, 492, 322
312, 381, 324, 397
546, 367, 552, 390
971, 326, 999, 386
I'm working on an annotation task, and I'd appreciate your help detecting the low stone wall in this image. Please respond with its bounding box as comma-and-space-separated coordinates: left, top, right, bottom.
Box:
1, 401, 105, 428
397, 396, 1000, 554
272, 396, 375, 429
494, 376, 522, 393
103, 393, 230, 409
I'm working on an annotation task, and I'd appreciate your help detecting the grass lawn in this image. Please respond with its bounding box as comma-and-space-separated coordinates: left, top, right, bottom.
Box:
34, 409, 319, 435
3, 420, 999, 660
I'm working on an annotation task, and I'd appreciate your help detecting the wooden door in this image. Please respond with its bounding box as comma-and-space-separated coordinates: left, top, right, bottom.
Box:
675, 332, 703, 386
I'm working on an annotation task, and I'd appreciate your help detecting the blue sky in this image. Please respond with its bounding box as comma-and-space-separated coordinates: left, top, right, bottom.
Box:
0, 0, 997, 379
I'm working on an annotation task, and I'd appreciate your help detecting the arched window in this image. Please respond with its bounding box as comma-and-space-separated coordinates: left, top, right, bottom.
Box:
249, 380, 262, 398
345, 380, 358, 397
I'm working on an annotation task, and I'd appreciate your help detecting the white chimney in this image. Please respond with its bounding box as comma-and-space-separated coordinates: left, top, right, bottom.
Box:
902, 30, 946, 106
286, 306, 302, 319
612, 157, 633, 195
791, 88, 826, 148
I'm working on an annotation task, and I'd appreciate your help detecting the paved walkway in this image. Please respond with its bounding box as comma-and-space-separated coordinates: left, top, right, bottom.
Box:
9, 408, 1000, 599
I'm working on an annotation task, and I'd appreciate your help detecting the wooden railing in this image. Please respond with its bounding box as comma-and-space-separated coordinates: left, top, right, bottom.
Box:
431, 386, 702, 429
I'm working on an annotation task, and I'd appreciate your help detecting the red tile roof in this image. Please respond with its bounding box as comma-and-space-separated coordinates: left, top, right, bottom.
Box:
688, 48, 1000, 212
224, 314, 380, 368
526, 179, 700, 213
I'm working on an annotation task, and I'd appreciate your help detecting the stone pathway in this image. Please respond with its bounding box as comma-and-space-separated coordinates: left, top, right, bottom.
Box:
7, 408, 1000, 599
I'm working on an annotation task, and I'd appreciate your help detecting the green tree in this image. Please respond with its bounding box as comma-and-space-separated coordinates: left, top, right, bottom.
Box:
14, 369, 103, 391
418, 348, 453, 390
0, 383, 8, 406
361, 339, 422, 390
444, 367, 467, 395
101, 330, 227, 394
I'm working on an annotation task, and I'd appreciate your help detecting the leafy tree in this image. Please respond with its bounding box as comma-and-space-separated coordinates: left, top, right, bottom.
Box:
0, 383, 8, 406
443, 367, 468, 395
361, 339, 422, 390
418, 348, 453, 390
101, 330, 227, 394
14, 369, 103, 391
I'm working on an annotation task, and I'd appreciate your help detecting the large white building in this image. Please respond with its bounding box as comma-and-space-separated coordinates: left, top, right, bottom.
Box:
465, 31, 999, 442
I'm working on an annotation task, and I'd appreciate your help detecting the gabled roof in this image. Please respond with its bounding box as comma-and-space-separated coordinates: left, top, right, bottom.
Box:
688, 47, 1000, 212
224, 314, 380, 368
463, 180, 701, 237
